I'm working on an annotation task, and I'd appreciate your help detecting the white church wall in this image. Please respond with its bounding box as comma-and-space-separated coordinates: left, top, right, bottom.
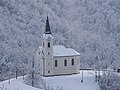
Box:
44, 57, 54, 76
42, 33, 54, 76
72, 55, 79, 73
53, 55, 80, 75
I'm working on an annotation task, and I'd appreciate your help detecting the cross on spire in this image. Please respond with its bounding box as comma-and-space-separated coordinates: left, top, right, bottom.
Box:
45, 16, 51, 34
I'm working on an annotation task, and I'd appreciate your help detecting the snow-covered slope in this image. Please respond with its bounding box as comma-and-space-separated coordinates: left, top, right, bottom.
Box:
44, 70, 99, 90
0, 70, 99, 90
0, 0, 120, 81
0, 77, 43, 90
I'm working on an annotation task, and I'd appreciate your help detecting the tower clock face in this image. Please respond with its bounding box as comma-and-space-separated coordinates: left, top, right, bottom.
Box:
47, 36, 51, 42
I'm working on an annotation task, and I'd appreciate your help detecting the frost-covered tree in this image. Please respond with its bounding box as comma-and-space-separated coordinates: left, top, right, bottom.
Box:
24, 56, 43, 89
99, 72, 120, 90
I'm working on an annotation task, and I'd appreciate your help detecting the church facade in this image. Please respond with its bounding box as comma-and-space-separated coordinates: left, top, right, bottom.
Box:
35, 17, 80, 76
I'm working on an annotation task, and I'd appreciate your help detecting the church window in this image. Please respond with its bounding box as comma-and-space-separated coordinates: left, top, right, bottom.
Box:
48, 52, 50, 55
48, 42, 50, 48
72, 59, 74, 65
48, 71, 50, 73
43, 43, 44, 47
48, 63, 50, 65
64, 59, 67, 66
77, 59, 79, 65
55, 60, 57, 67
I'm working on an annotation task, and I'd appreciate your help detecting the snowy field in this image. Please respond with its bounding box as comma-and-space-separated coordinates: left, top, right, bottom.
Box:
44, 70, 100, 90
0, 70, 100, 90
0, 77, 42, 90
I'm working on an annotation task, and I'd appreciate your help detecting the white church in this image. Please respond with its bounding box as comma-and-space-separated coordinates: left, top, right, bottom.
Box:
35, 17, 80, 76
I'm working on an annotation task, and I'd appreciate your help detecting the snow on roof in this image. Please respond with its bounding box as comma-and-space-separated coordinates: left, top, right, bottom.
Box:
38, 45, 80, 57
43, 34, 54, 39
53, 45, 80, 57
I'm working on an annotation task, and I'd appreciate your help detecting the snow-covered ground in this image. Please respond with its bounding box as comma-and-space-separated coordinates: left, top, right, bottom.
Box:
44, 70, 100, 90
0, 77, 43, 90
0, 70, 100, 90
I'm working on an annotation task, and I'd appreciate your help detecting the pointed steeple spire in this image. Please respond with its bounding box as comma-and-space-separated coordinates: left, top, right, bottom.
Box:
45, 16, 51, 34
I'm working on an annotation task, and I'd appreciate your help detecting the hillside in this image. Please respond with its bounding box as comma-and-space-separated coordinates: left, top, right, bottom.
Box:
0, 77, 43, 90
0, 0, 120, 80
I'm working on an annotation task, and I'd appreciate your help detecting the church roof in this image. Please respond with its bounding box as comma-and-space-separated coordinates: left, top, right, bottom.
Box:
45, 16, 51, 34
53, 45, 80, 57
38, 45, 80, 57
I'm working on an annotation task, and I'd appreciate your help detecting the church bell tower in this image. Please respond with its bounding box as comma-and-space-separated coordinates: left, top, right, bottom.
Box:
42, 16, 54, 76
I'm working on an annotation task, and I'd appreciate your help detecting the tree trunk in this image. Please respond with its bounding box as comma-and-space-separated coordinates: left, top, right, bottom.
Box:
16, 67, 18, 79
32, 56, 35, 87
32, 70, 34, 87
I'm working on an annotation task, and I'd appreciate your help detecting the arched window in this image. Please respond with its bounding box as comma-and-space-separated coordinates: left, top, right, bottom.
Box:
48, 42, 50, 48
48, 71, 50, 73
77, 59, 79, 65
64, 59, 67, 66
55, 60, 57, 67
43, 42, 44, 47
48, 52, 50, 55
72, 59, 74, 65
